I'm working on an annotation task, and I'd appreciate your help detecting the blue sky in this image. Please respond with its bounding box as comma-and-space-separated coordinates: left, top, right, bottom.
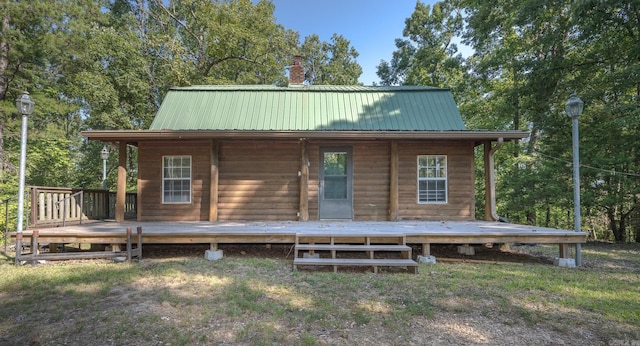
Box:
271, 0, 432, 85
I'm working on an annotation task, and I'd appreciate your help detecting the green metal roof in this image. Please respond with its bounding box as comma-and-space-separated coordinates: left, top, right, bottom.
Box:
149, 85, 467, 131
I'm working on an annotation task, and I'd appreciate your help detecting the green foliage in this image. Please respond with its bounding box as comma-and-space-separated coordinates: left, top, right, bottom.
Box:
300, 33, 362, 85
381, 0, 640, 241
376, 1, 466, 89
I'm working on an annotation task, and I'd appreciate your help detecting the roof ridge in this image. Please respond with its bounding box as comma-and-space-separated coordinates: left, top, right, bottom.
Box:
169, 85, 450, 92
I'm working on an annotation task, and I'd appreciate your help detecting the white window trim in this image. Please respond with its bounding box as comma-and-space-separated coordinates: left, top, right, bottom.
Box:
417, 155, 448, 204
162, 155, 192, 204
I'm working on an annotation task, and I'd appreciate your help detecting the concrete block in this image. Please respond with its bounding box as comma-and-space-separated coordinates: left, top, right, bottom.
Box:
303, 252, 320, 259
457, 245, 475, 256
554, 257, 576, 268
417, 255, 437, 264
204, 249, 224, 261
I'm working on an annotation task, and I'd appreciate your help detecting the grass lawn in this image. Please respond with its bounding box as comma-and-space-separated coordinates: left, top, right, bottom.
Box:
0, 242, 638, 345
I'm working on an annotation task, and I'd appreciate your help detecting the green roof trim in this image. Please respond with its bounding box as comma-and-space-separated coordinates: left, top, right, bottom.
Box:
149, 85, 467, 132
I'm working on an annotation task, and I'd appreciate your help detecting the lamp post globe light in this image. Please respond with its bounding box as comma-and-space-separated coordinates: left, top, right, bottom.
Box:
15, 91, 35, 237
101, 146, 110, 190
565, 93, 584, 267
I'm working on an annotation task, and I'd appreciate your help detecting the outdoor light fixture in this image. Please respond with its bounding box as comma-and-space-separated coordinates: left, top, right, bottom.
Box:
565, 93, 584, 119
16, 92, 35, 115
15, 91, 35, 240
565, 93, 584, 266
101, 146, 110, 190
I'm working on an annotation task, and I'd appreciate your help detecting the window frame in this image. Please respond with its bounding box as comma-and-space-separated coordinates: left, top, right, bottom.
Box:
417, 155, 448, 204
162, 155, 192, 204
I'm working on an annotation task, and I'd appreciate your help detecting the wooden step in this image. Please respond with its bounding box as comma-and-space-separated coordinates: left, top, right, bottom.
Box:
296, 234, 407, 245
293, 258, 417, 273
293, 233, 415, 273
295, 244, 412, 252
19, 250, 136, 261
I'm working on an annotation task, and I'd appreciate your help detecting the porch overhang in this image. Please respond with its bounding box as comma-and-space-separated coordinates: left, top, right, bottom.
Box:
82, 129, 528, 144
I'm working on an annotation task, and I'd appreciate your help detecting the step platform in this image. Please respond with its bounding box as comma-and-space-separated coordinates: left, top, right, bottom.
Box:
293, 233, 418, 274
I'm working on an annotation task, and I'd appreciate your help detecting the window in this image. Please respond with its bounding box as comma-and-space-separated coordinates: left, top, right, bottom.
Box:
417, 155, 447, 203
162, 156, 191, 204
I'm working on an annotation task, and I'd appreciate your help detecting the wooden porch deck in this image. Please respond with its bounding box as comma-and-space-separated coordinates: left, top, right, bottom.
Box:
14, 221, 586, 258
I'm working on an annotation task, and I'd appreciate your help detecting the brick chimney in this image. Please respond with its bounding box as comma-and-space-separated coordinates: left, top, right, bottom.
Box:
289, 55, 305, 86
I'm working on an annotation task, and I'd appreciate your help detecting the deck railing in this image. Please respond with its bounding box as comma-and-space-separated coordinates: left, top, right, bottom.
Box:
29, 186, 137, 227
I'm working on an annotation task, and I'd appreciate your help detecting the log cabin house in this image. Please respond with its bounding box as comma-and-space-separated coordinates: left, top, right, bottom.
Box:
83, 58, 528, 224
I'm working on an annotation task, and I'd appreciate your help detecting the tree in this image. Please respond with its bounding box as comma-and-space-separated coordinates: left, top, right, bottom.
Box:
380, 0, 640, 241
461, 0, 640, 240
148, 0, 298, 86
569, 0, 640, 241
376, 1, 465, 89
300, 33, 362, 85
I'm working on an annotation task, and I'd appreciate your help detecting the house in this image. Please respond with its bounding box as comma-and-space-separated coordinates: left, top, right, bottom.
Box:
83, 57, 528, 224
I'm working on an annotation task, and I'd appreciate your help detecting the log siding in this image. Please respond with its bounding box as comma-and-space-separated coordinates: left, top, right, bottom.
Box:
217, 141, 300, 221
137, 139, 475, 222
138, 140, 211, 221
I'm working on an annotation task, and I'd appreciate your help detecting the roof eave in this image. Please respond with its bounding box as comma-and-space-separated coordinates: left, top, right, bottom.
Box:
82, 130, 529, 142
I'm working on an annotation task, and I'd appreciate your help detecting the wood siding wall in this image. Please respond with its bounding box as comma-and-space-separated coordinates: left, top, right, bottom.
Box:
397, 141, 475, 221
218, 141, 299, 221
137, 139, 475, 222
138, 140, 211, 221
306, 142, 391, 221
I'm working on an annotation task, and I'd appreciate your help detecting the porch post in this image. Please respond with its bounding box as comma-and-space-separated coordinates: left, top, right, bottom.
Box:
483, 141, 493, 221
209, 140, 219, 222
389, 141, 399, 221
30, 187, 38, 228
299, 140, 309, 221
484, 139, 503, 221
115, 141, 127, 222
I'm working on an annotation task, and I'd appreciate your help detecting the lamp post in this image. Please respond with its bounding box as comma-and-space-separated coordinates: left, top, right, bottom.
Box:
101, 146, 109, 190
15, 91, 35, 238
565, 93, 584, 267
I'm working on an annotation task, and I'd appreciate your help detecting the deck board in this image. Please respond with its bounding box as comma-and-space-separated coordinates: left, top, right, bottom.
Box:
12, 221, 586, 245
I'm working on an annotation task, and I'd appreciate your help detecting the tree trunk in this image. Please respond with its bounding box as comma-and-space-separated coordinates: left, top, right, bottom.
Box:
0, 15, 9, 99
607, 209, 623, 241
0, 122, 4, 180
0, 15, 10, 179
608, 206, 632, 242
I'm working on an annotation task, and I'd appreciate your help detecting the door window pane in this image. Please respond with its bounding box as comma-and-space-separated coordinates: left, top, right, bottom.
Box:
323, 152, 347, 175
323, 152, 348, 200
324, 176, 347, 199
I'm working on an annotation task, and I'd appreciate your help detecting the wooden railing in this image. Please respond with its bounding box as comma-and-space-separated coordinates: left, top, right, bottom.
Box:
29, 187, 137, 228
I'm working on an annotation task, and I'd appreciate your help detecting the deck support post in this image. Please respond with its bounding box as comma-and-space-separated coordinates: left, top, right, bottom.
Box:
115, 141, 127, 222
555, 243, 576, 267
389, 141, 399, 221
559, 243, 569, 258
209, 140, 219, 222
205, 242, 223, 261
31, 230, 40, 263
421, 243, 431, 257
299, 140, 309, 221
458, 244, 475, 255
417, 242, 437, 264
